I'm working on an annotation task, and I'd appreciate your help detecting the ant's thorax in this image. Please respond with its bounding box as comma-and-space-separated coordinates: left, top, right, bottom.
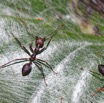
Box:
30, 46, 41, 61
30, 54, 36, 61
33, 46, 40, 54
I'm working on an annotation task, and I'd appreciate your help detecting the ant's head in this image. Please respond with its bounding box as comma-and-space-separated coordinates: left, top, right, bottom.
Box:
35, 36, 46, 48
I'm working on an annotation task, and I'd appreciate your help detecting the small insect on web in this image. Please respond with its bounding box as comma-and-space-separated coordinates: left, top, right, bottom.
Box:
0, 23, 63, 86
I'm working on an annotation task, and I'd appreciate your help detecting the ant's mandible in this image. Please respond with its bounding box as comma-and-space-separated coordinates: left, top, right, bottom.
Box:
0, 23, 63, 86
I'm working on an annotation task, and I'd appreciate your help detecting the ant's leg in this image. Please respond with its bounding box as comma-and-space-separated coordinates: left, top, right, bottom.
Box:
92, 87, 104, 96
33, 62, 47, 86
11, 32, 31, 56
37, 59, 57, 74
89, 70, 100, 75
29, 42, 34, 53
0, 58, 29, 68
60, 97, 63, 103
38, 24, 63, 54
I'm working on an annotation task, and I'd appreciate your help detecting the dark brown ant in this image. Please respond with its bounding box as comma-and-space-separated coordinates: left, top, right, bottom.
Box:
91, 65, 104, 96
80, 65, 104, 96
0, 24, 63, 86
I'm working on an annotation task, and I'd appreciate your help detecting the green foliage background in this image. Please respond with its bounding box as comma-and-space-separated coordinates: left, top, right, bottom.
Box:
0, 0, 104, 103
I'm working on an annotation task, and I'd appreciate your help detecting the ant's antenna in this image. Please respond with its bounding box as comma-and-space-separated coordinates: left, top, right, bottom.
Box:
19, 17, 64, 39
45, 23, 64, 40
19, 17, 36, 39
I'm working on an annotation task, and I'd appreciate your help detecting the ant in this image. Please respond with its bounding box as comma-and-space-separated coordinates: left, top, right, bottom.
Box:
92, 64, 104, 96
80, 65, 104, 96
0, 24, 63, 86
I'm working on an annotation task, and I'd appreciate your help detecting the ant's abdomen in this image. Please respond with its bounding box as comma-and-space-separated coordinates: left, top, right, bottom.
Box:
98, 64, 104, 76
22, 63, 32, 76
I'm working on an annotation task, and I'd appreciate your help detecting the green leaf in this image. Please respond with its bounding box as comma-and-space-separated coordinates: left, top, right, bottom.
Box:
0, 1, 104, 103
